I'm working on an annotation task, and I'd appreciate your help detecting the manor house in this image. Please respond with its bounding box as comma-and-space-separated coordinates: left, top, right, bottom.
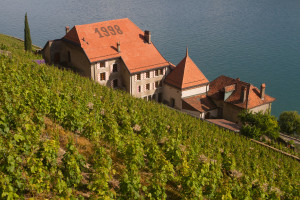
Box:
42, 18, 275, 122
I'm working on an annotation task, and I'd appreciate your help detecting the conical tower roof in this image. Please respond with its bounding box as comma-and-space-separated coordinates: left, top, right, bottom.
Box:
165, 47, 209, 89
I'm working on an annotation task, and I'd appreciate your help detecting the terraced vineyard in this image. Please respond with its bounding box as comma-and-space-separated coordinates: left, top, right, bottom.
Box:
0, 34, 299, 199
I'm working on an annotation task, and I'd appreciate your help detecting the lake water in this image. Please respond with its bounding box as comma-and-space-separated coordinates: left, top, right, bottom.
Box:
1, 0, 299, 116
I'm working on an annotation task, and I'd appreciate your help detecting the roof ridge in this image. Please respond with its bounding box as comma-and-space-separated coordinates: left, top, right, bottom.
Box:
180, 55, 188, 87
75, 18, 129, 27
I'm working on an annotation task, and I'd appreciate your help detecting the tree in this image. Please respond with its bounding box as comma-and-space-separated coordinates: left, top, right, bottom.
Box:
279, 111, 300, 135
239, 110, 279, 140
24, 12, 32, 51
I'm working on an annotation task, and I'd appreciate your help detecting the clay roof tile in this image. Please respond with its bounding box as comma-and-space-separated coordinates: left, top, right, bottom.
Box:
164, 48, 209, 89
208, 75, 275, 109
62, 18, 169, 73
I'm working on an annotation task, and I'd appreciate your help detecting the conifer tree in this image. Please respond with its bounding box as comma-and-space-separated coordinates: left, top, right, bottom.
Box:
24, 12, 32, 51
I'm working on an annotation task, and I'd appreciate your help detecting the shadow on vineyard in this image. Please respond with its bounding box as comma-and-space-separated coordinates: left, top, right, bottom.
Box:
0, 33, 299, 199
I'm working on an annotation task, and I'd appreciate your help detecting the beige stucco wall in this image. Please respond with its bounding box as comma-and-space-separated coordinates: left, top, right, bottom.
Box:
43, 40, 91, 77
181, 84, 208, 98
42, 41, 52, 63
131, 67, 167, 101
209, 109, 218, 118
62, 42, 91, 77
249, 103, 271, 114
223, 103, 272, 124
163, 84, 182, 109
223, 103, 243, 124
91, 58, 126, 90
120, 63, 131, 92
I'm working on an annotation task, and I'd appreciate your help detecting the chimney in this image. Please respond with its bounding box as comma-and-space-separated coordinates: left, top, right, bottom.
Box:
260, 83, 265, 100
65, 26, 70, 34
144, 30, 151, 44
242, 86, 247, 103
117, 42, 121, 53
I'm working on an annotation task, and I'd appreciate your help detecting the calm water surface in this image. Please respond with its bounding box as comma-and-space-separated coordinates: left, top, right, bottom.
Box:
1, 0, 300, 116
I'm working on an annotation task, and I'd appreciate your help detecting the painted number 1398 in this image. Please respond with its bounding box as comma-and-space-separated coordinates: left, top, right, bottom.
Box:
95, 25, 123, 38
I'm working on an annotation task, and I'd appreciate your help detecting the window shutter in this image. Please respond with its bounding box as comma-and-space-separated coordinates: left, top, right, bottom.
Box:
97, 73, 100, 82
96, 63, 100, 70
152, 83, 155, 90
163, 68, 165, 75
144, 84, 146, 92
105, 72, 108, 81
150, 71, 152, 78
110, 65, 113, 73
110, 80, 113, 87
134, 74, 137, 82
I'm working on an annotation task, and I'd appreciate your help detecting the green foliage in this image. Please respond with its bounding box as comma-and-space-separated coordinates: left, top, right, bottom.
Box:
239, 110, 280, 139
61, 139, 85, 187
88, 146, 115, 199
0, 34, 299, 199
24, 13, 32, 52
0, 43, 8, 50
279, 111, 300, 135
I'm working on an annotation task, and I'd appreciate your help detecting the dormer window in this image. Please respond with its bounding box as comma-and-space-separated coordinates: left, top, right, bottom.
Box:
113, 64, 118, 72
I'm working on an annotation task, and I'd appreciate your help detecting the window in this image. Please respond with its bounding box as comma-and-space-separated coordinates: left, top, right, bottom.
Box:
67, 51, 71, 62
170, 98, 175, 108
113, 79, 118, 88
143, 96, 147, 100
137, 73, 141, 80
148, 95, 152, 101
146, 83, 150, 90
100, 62, 105, 68
113, 64, 118, 72
100, 72, 106, 81
159, 68, 164, 75
146, 71, 150, 78
155, 70, 159, 76
137, 85, 141, 93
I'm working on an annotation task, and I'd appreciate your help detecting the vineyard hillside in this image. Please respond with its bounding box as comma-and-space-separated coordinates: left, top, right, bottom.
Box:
0, 34, 299, 199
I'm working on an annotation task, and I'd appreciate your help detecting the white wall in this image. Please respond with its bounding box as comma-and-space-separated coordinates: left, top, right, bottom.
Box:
181, 85, 208, 98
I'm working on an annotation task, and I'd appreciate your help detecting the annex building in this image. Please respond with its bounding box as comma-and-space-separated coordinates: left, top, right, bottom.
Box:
42, 18, 275, 123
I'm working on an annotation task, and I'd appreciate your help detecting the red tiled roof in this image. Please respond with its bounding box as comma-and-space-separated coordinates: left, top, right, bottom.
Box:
208, 75, 275, 109
164, 48, 209, 89
182, 94, 217, 112
224, 84, 236, 92
63, 18, 170, 73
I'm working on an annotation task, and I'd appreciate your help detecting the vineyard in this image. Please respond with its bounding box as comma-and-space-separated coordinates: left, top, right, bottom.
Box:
0, 34, 299, 199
